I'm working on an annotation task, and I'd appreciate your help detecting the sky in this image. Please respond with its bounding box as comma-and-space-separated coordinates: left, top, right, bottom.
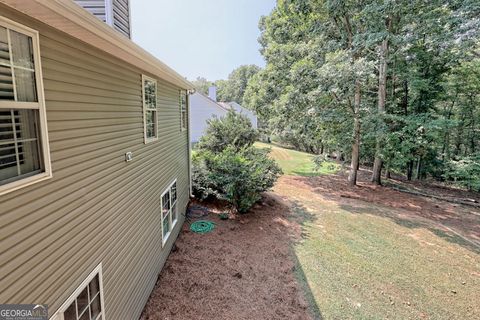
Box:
130, 0, 276, 81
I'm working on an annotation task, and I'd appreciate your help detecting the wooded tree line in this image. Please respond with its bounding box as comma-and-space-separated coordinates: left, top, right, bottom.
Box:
192, 64, 260, 105
243, 0, 480, 189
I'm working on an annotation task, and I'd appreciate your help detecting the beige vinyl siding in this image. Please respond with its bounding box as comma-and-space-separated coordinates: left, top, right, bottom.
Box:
0, 6, 189, 320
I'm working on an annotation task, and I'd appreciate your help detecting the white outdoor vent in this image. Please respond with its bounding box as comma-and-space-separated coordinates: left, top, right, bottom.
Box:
74, 0, 131, 38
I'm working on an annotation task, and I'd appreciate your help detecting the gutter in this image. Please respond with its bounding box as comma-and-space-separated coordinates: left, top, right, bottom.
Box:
0, 0, 194, 90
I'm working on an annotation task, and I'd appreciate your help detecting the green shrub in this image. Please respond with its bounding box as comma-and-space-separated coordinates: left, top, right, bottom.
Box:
192, 112, 281, 212
444, 153, 480, 191
191, 151, 219, 200
196, 110, 258, 153
193, 146, 282, 213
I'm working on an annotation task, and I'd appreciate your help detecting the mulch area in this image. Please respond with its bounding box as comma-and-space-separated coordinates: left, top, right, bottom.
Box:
140, 195, 312, 320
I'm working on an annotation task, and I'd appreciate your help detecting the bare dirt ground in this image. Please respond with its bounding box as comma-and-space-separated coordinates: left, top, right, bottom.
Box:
140, 195, 312, 320
299, 168, 480, 250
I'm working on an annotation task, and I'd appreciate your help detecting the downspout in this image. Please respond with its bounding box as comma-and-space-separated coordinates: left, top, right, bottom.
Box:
187, 89, 195, 197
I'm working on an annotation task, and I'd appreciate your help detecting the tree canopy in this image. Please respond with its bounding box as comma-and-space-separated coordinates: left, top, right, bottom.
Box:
191, 65, 260, 106
244, 0, 480, 189
217, 64, 261, 105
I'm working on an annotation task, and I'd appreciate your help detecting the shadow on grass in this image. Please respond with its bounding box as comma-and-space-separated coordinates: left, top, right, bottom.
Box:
288, 201, 324, 319
340, 204, 480, 254
292, 250, 324, 320
290, 201, 318, 240
292, 170, 320, 177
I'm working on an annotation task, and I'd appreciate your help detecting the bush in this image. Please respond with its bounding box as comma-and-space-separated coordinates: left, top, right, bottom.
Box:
191, 152, 220, 200
193, 146, 282, 213
196, 111, 258, 153
444, 153, 480, 191
192, 111, 282, 213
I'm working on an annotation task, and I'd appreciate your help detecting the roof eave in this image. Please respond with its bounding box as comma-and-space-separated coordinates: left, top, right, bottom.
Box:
0, 0, 194, 90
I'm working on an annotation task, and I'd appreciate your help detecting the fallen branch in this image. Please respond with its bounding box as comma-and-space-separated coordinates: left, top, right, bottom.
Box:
385, 182, 480, 209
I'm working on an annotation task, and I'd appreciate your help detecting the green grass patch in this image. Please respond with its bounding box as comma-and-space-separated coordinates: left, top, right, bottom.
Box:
254, 142, 339, 176
275, 184, 480, 320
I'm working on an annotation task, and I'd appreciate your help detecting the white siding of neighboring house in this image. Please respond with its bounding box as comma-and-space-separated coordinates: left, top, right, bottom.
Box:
189, 92, 228, 143
227, 101, 258, 129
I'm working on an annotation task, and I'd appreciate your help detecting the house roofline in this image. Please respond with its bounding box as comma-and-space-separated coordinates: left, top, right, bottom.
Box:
224, 101, 257, 115
0, 0, 194, 90
194, 92, 231, 112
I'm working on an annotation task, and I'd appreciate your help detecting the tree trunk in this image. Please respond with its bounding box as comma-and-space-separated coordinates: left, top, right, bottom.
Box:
403, 80, 408, 115
415, 156, 422, 180
372, 34, 389, 185
385, 165, 391, 179
407, 160, 413, 180
470, 96, 476, 153
441, 98, 455, 161
348, 82, 361, 186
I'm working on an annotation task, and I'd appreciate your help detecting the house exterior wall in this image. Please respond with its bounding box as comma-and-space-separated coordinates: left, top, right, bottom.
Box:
189, 92, 228, 143
0, 6, 188, 320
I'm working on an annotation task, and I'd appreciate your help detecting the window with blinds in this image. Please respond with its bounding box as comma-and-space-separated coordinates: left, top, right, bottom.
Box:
142, 75, 158, 143
0, 17, 50, 194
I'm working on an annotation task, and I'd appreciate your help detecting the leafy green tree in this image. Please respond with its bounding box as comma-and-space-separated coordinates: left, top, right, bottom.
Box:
445, 153, 480, 191
245, 0, 377, 185
191, 77, 214, 95
244, 0, 480, 189
216, 65, 260, 105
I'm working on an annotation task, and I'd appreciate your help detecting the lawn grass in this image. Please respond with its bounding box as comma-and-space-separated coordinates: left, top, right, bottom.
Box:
274, 180, 480, 320
254, 142, 339, 176
260, 143, 479, 319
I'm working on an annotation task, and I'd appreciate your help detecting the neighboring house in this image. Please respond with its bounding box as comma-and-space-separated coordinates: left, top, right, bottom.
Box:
189, 87, 229, 143
218, 101, 258, 129
0, 1, 193, 320
190, 86, 258, 143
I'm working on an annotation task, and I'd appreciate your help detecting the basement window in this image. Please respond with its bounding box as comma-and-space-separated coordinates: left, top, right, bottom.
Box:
161, 180, 178, 245
142, 75, 157, 143
0, 17, 51, 195
55, 264, 105, 320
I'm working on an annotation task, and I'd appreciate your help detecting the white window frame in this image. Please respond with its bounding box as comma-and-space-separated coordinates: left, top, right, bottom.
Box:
52, 263, 106, 320
0, 16, 52, 196
180, 90, 187, 131
160, 179, 178, 246
142, 74, 158, 143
